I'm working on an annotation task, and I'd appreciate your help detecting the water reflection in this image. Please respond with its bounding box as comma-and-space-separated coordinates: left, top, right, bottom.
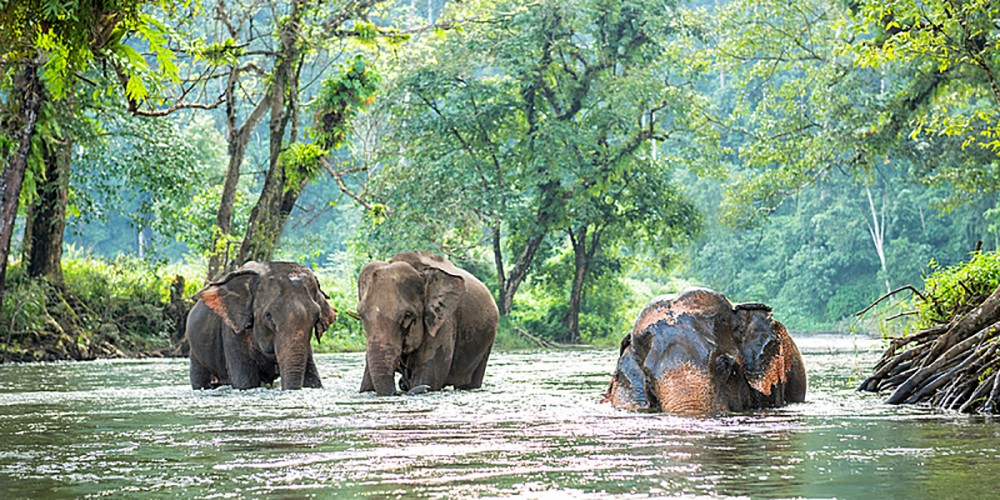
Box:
2, 334, 1000, 497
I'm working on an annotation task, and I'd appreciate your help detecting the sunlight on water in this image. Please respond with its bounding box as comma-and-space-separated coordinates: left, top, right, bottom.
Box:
2, 334, 1000, 498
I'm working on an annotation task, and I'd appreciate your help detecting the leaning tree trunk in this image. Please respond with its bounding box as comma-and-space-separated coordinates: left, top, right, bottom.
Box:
235, 4, 302, 265
859, 284, 1000, 413
23, 122, 72, 284
236, 87, 292, 264
206, 65, 273, 280
497, 181, 560, 315
564, 223, 603, 344
0, 61, 44, 311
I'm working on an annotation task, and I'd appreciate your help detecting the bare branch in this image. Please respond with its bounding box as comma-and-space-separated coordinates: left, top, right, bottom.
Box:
321, 157, 375, 211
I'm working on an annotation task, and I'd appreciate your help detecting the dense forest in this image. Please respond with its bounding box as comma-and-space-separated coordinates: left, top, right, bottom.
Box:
2, 0, 999, 361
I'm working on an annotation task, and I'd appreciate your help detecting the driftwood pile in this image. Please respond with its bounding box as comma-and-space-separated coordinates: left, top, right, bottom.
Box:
859, 284, 1000, 414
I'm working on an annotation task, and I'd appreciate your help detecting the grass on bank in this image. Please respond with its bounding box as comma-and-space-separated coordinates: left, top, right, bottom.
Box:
1, 250, 184, 361
2, 249, 712, 360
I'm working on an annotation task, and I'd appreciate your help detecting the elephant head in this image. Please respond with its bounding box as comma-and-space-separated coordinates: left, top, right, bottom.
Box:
199, 261, 337, 390
605, 288, 805, 414
357, 255, 466, 396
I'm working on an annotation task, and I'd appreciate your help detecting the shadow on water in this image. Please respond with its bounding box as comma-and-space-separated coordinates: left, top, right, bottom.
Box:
2, 334, 1000, 497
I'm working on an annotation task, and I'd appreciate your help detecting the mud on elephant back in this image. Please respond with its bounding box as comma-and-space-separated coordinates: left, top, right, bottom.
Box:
604, 288, 806, 414
186, 261, 337, 391
357, 251, 499, 396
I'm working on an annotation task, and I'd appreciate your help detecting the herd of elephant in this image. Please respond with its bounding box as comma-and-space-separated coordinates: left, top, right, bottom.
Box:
186, 251, 807, 414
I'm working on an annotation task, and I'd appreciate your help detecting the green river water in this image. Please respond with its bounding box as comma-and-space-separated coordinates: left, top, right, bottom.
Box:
1, 334, 999, 498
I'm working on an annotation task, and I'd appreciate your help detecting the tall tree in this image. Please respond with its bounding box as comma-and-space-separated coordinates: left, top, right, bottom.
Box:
0, 0, 170, 310
237, 0, 391, 266
204, 0, 275, 279
22, 100, 73, 283
370, 0, 704, 326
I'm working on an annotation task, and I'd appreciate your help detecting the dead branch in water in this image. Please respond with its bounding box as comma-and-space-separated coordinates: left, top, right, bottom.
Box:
859, 283, 1000, 414
513, 326, 560, 349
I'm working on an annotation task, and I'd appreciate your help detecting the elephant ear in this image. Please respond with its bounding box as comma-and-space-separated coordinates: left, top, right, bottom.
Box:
422, 268, 465, 338
392, 250, 466, 277
199, 268, 261, 335
312, 276, 338, 342
735, 305, 800, 402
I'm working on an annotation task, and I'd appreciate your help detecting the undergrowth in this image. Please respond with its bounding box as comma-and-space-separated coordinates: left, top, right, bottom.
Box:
910, 251, 1000, 330
1, 249, 180, 361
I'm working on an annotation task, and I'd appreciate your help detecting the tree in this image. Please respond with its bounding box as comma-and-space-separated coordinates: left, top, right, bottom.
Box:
0, 0, 174, 310
68, 109, 227, 259
231, 0, 387, 267
21, 99, 73, 282
853, 0, 1000, 162
202, 0, 276, 279
369, 0, 704, 334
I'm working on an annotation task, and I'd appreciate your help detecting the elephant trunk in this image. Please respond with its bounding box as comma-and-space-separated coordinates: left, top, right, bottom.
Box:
276, 331, 310, 391
366, 342, 400, 396
651, 362, 722, 414
280, 365, 306, 390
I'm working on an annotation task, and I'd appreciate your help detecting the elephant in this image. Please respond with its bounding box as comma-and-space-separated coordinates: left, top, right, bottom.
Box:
603, 287, 806, 414
187, 261, 337, 391
357, 251, 499, 396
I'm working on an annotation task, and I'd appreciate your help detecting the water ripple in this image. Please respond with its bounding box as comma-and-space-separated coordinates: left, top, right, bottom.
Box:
2, 334, 1000, 497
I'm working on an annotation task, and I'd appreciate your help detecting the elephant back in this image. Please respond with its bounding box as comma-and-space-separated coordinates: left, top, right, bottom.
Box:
631, 287, 735, 338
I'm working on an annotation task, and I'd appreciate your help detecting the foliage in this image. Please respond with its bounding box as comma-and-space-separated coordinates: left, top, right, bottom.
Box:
363, 0, 705, 335
70, 111, 226, 257
910, 251, 1000, 329
312, 55, 381, 151
852, 0, 1000, 157
697, 0, 1000, 224
510, 248, 639, 345
0, 248, 177, 360
692, 0, 876, 227
10, 0, 1000, 354
280, 142, 328, 195
685, 169, 994, 330
0, 0, 176, 102
312, 255, 368, 353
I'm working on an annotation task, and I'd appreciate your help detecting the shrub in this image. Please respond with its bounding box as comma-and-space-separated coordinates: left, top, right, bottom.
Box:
910, 251, 1000, 329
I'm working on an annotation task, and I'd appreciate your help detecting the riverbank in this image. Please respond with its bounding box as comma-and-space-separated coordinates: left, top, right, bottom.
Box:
0, 255, 188, 363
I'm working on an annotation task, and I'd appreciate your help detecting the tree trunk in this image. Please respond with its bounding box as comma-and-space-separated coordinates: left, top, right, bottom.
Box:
236, 120, 288, 263
565, 224, 602, 344
23, 122, 71, 283
235, 4, 302, 265
0, 61, 44, 311
498, 181, 560, 315
491, 224, 507, 314
499, 231, 545, 315
207, 65, 272, 280
565, 230, 588, 344
565, 223, 604, 343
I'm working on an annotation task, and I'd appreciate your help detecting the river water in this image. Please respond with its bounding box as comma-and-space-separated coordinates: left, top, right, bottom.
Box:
1, 334, 998, 498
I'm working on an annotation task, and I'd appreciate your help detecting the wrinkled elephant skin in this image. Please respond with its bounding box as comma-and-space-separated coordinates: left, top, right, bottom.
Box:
187, 261, 337, 390
358, 251, 499, 396
604, 288, 806, 414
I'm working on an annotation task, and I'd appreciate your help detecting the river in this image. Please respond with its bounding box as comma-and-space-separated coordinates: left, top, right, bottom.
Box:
1, 334, 998, 498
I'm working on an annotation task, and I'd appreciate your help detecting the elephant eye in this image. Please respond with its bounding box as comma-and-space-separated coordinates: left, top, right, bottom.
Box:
265, 312, 275, 326
401, 311, 415, 329
715, 354, 740, 380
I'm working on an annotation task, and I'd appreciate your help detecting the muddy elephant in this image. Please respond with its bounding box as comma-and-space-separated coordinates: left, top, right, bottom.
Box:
604, 288, 806, 414
358, 251, 499, 396
187, 261, 337, 390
